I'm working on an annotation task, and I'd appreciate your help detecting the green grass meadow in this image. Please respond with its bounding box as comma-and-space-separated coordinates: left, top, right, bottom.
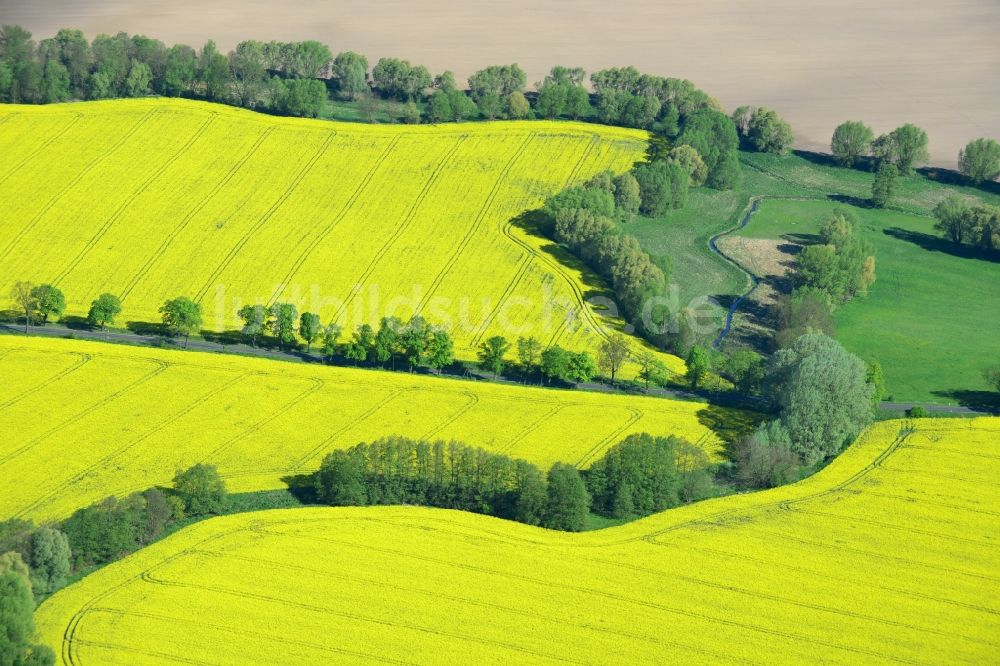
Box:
629, 149, 1000, 405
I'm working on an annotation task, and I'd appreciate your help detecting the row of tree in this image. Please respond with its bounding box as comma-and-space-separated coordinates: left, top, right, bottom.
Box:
0, 462, 230, 664
7, 281, 663, 389
543, 172, 673, 345
831, 120, 1000, 186
313, 436, 579, 527
313, 431, 719, 531
0, 26, 740, 140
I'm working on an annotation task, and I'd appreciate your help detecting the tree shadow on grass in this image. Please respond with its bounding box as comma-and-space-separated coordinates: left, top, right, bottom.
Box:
930, 390, 1000, 414
60, 315, 91, 330
827, 193, 872, 209
780, 232, 823, 246
281, 473, 321, 504
511, 209, 616, 302
792, 149, 849, 170
126, 320, 170, 336
201, 329, 243, 345
918, 166, 1000, 197
883, 227, 1000, 263
696, 404, 765, 451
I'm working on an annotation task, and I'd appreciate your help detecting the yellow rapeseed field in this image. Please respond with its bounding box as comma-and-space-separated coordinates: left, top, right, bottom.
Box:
0, 99, 678, 368
34, 417, 1000, 664
0, 336, 745, 523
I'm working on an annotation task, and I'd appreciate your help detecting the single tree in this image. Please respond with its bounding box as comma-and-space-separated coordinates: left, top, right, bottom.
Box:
889, 123, 929, 174
636, 350, 669, 390
767, 333, 874, 465
159, 297, 202, 348
867, 360, 887, 409
830, 120, 874, 167
666, 145, 708, 187
517, 336, 542, 382
543, 463, 590, 531
10, 281, 36, 332
331, 51, 369, 100
28, 526, 71, 595
745, 107, 794, 154
597, 334, 630, 383
345, 323, 375, 365
320, 323, 342, 362
399, 316, 430, 370
505, 91, 531, 119
871, 161, 897, 208
268, 302, 298, 350
0, 568, 56, 666
29, 284, 64, 324
513, 461, 548, 525
539, 345, 570, 385
236, 303, 266, 347
298, 311, 322, 352
612, 172, 641, 214
685, 346, 711, 389
374, 317, 401, 368
958, 137, 1000, 185
721, 349, 765, 394
172, 463, 227, 515
314, 450, 367, 505
425, 328, 454, 372
87, 293, 122, 337
933, 194, 973, 244
566, 351, 598, 383
478, 335, 510, 378
733, 420, 800, 489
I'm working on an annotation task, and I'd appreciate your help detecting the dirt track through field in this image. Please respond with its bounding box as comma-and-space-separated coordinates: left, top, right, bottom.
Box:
4, 0, 998, 166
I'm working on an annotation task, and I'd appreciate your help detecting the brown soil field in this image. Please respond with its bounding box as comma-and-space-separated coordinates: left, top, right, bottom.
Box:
3, 0, 998, 166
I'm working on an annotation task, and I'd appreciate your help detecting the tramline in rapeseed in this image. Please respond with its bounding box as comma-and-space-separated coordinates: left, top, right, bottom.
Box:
33, 417, 1000, 664
0, 336, 742, 523
0, 99, 671, 366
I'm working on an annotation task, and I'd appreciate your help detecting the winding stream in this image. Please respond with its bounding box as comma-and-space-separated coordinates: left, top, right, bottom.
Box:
709, 197, 762, 348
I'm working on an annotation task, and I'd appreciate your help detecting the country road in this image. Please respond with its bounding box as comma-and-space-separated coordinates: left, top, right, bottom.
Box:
2, 323, 992, 415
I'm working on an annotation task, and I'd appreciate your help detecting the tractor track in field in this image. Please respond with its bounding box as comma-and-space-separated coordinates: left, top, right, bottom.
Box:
14, 371, 257, 519
497, 403, 565, 455
629, 427, 914, 544
414, 133, 536, 316
197, 377, 326, 466
574, 407, 644, 467
119, 126, 276, 302
0, 358, 169, 468
333, 136, 468, 324
194, 131, 338, 304
194, 543, 753, 664
53, 114, 217, 285
0, 109, 158, 265
136, 545, 590, 666
471, 133, 601, 348
285, 388, 415, 471
420, 390, 481, 440
261, 522, 919, 665
267, 135, 402, 307
0, 350, 91, 411
80, 606, 415, 665
0, 112, 82, 187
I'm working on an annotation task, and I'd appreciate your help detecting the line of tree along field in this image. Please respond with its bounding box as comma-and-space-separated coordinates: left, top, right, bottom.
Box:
3, 24, 995, 187
0, 463, 229, 666
0, 321, 925, 666
311, 433, 716, 531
